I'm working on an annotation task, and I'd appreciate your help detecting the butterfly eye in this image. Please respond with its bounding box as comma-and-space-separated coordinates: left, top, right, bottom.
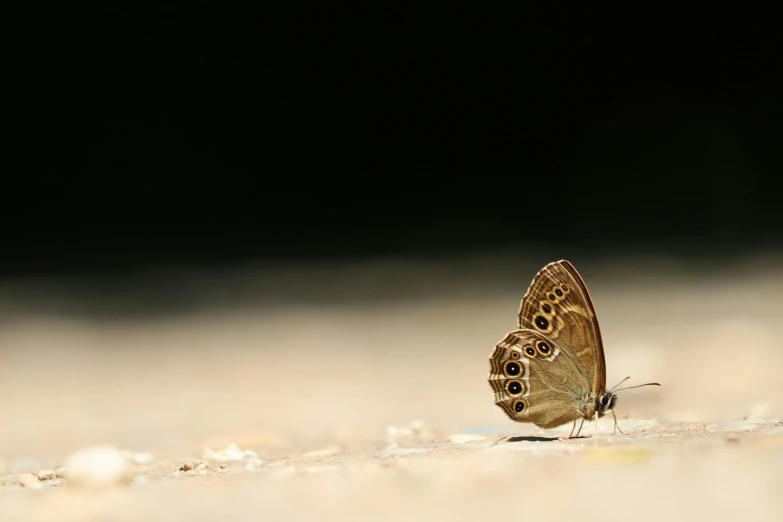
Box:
513, 400, 527, 413
505, 380, 525, 397
524, 346, 536, 357
535, 341, 551, 356
503, 361, 522, 377
534, 316, 550, 331
600, 395, 609, 406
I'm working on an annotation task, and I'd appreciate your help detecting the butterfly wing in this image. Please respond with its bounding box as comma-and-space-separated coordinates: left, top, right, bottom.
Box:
488, 329, 590, 428
516, 260, 606, 397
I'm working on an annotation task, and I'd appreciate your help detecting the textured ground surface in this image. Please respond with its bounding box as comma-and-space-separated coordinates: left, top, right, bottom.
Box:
1, 252, 782, 521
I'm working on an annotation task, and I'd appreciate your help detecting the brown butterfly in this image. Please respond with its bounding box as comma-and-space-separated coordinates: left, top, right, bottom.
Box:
488, 260, 659, 437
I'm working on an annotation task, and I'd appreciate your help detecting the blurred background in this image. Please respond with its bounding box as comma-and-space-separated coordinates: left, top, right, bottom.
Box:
4, 2, 783, 463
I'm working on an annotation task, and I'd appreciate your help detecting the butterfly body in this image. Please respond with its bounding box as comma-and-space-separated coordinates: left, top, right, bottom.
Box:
488, 260, 648, 433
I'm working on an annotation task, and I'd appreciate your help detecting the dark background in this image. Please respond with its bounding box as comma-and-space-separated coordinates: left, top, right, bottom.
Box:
7, 3, 783, 277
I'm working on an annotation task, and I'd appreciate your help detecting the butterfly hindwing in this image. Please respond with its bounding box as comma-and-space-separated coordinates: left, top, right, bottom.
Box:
488, 328, 592, 429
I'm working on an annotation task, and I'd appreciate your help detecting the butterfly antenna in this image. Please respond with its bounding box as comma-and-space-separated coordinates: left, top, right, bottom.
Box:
613, 382, 661, 393
608, 376, 630, 392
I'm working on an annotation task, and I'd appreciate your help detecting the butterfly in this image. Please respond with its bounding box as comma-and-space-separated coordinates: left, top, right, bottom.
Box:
488, 260, 659, 437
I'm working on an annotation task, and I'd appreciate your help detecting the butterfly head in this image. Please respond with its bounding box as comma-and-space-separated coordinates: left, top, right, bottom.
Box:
597, 392, 617, 414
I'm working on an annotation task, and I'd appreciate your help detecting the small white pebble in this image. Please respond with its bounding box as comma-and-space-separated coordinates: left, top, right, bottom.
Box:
37, 470, 57, 481
301, 447, 340, 459
244, 458, 264, 472
201, 443, 257, 462
385, 420, 431, 442
62, 446, 130, 488
131, 476, 150, 486
120, 451, 155, 465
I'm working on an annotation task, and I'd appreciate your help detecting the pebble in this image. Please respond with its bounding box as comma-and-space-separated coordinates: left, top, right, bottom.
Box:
179, 460, 209, 471
61, 446, 130, 488
385, 420, 430, 442
201, 443, 258, 462
301, 447, 340, 459
244, 458, 264, 472
131, 476, 150, 486
120, 451, 156, 465
177, 461, 211, 476
37, 470, 57, 481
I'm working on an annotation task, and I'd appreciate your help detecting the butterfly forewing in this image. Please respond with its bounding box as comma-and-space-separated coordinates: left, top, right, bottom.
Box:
515, 260, 606, 397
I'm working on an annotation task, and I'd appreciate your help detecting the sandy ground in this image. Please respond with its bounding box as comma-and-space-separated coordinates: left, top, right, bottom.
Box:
1, 251, 782, 521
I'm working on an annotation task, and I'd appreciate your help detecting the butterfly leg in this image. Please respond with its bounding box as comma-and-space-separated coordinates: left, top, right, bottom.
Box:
562, 412, 587, 440
574, 418, 585, 438
611, 409, 627, 435
594, 411, 599, 438
568, 419, 577, 438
